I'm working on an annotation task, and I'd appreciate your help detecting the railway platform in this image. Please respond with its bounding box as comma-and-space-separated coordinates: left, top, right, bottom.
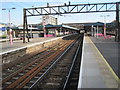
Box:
1, 37, 55, 54
1, 34, 76, 54
78, 35, 119, 89
90, 36, 119, 78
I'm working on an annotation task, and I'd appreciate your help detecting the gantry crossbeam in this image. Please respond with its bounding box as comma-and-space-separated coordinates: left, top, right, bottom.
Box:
23, 2, 120, 43
25, 2, 117, 16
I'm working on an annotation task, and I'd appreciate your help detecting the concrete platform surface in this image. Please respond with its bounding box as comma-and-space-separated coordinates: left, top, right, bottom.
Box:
78, 35, 118, 89
90, 36, 119, 78
0, 37, 55, 54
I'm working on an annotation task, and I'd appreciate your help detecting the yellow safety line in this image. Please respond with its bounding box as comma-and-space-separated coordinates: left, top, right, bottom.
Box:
88, 36, 119, 83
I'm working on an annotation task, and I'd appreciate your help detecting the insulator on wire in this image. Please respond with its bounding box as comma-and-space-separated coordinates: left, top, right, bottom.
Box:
69, 1, 71, 5
47, 3, 49, 7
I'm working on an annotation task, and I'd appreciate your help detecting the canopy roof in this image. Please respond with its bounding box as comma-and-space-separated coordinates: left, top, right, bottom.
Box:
37, 24, 79, 31
11, 24, 79, 31
83, 22, 104, 26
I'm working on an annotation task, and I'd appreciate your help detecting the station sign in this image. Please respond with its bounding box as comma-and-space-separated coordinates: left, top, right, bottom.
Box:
0, 27, 6, 31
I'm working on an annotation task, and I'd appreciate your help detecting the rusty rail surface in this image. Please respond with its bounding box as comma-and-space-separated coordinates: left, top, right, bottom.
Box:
29, 34, 83, 89
2, 35, 78, 89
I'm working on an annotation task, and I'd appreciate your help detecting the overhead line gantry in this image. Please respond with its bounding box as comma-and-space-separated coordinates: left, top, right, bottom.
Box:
23, 2, 120, 43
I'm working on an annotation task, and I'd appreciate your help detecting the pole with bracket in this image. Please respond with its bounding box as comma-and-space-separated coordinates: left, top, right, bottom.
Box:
26, 16, 30, 42
116, 2, 120, 42
23, 8, 26, 43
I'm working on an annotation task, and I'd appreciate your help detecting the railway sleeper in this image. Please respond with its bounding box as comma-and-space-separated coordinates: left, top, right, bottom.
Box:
56, 67, 69, 70
24, 69, 29, 72
34, 76, 40, 79
7, 69, 13, 72
46, 82, 60, 86
29, 80, 36, 84
72, 73, 79, 77
46, 78, 62, 83
18, 73, 24, 76
27, 67, 34, 70
73, 70, 80, 73
36, 72, 43, 76
60, 61, 72, 64
23, 86, 30, 88
58, 64, 70, 67
71, 77, 78, 80
39, 78, 65, 89
69, 78, 78, 83
31, 64, 36, 67
49, 77, 62, 81
12, 77, 19, 80
34, 62, 39, 65
4, 81, 12, 85
69, 82, 78, 86
41, 82, 61, 89
50, 72, 62, 76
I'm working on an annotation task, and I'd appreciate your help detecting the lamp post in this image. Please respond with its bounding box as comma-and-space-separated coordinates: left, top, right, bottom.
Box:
100, 15, 110, 36
2, 7, 16, 45
42, 16, 47, 37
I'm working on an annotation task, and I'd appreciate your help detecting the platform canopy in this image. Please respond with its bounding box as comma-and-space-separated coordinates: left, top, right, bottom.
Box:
12, 24, 79, 31
37, 24, 79, 31
82, 22, 104, 27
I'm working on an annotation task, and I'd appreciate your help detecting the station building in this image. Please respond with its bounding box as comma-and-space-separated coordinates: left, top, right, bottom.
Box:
12, 24, 79, 38
42, 15, 58, 25
11, 21, 116, 39
63, 21, 116, 36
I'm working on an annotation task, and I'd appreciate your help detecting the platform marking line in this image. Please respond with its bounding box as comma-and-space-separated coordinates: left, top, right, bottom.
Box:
78, 35, 85, 88
0, 34, 76, 55
88, 37, 119, 83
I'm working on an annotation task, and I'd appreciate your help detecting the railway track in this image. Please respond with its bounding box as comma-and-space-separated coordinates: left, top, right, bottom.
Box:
29, 34, 84, 89
2, 39, 63, 78
2, 35, 76, 78
2, 34, 82, 89
63, 35, 83, 90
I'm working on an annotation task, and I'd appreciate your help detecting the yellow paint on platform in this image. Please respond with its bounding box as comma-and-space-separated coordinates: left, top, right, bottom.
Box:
85, 36, 119, 87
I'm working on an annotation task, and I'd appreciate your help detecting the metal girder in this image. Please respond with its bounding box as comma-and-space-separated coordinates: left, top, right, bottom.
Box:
23, 2, 120, 43
116, 2, 120, 41
25, 2, 118, 16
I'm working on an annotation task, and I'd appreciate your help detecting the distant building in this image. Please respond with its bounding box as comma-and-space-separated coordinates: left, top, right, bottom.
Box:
28, 23, 42, 28
42, 15, 57, 25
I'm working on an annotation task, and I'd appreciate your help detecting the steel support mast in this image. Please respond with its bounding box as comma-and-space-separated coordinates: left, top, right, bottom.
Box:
23, 2, 120, 42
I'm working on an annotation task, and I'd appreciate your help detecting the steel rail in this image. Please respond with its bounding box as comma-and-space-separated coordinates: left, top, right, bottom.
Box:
2, 39, 71, 84
3, 46, 58, 83
16, 41, 73, 88
3, 41, 62, 70
5, 38, 76, 89
6, 40, 74, 88
29, 36, 78, 89
63, 36, 83, 89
